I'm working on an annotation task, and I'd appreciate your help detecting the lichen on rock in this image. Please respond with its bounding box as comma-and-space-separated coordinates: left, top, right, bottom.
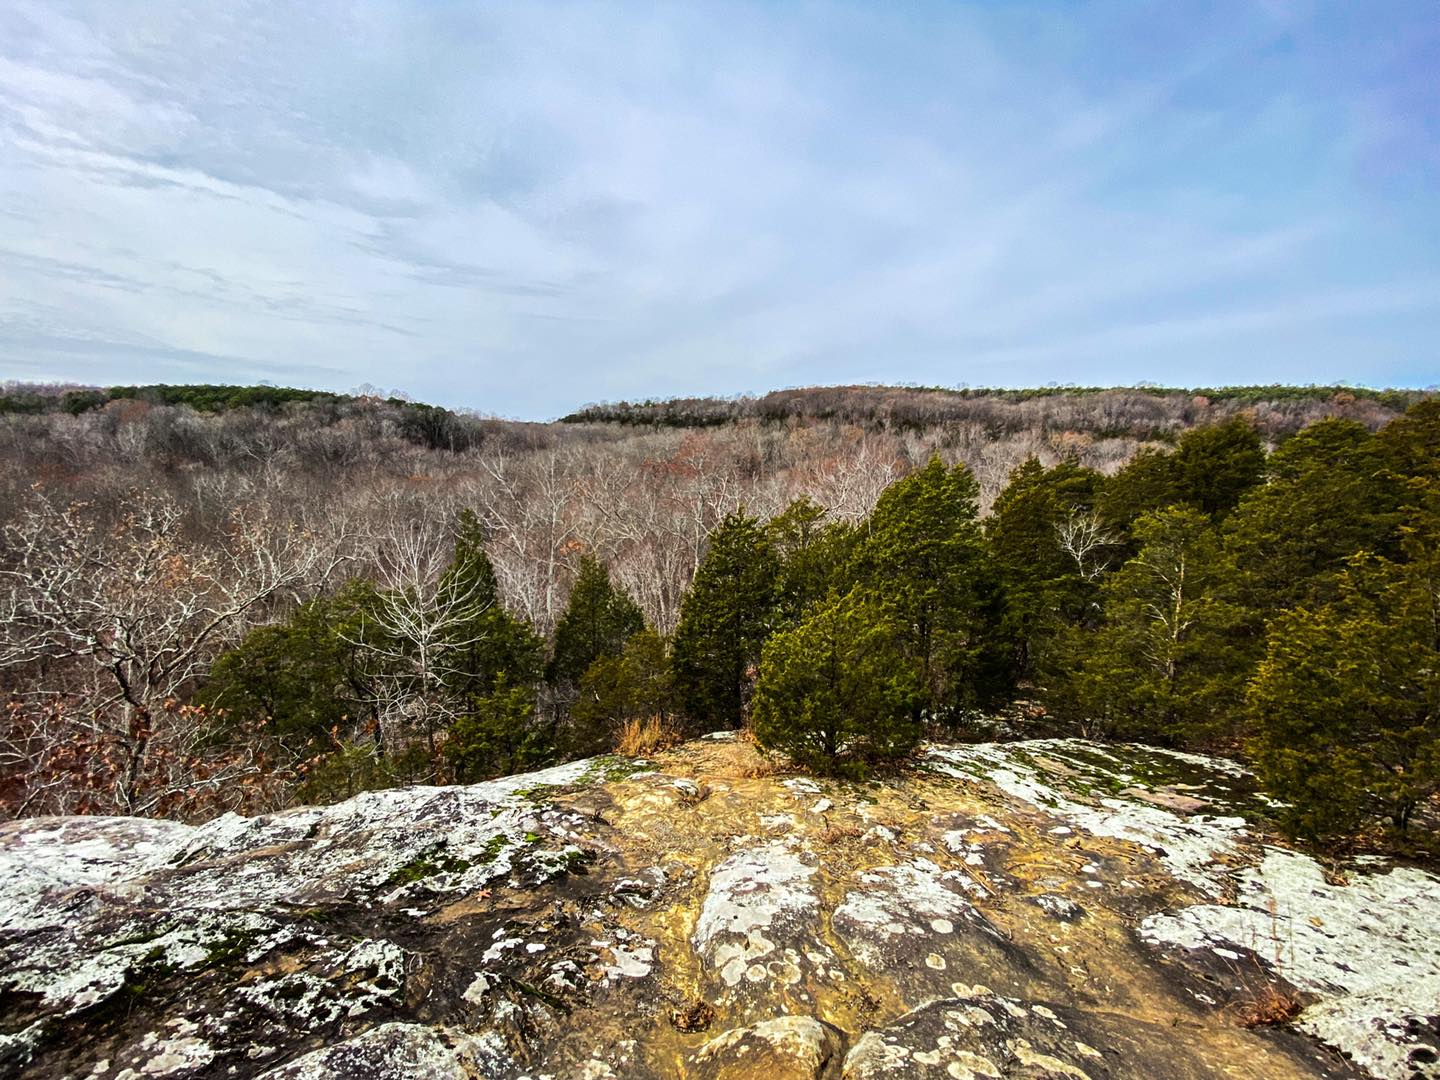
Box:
1, 737, 1432, 1079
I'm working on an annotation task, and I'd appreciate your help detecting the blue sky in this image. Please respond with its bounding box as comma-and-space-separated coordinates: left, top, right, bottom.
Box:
0, 1, 1436, 417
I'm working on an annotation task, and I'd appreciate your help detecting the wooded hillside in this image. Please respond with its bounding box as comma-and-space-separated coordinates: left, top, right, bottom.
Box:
1, 382, 1434, 853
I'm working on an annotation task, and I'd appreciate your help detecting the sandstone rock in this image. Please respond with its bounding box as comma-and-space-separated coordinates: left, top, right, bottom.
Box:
689, 1016, 846, 1080
691, 841, 833, 1013
0, 738, 1424, 1079
842, 993, 1267, 1080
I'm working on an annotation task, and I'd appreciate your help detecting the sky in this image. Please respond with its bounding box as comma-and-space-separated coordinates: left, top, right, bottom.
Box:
0, 1, 1437, 418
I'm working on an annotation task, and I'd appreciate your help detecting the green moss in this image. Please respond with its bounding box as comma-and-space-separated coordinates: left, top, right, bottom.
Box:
581, 755, 648, 785
513, 783, 563, 803
383, 835, 523, 888
480, 834, 510, 862
203, 927, 263, 967
81, 947, 180, 1023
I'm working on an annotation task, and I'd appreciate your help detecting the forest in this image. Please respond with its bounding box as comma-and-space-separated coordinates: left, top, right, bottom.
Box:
0, 382, 1435, 853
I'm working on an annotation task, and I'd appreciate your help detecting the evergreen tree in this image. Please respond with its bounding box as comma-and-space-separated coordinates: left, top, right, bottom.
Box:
422, 509, 546, 777
1098, 418, 1264, 536
852, 457, 1001, 718
571, 629, 675, 753
671, 511, 781, 730
446, 677, 551, 782
986, 457, 1107, 681
1248, 540, 1440, 841
1097, 447, 1186, 535
1223, 419, 1398, 611
440, 510, 545, 700
766, 497, 859, 625
548, 555, 645, 686
1046, 507, 1245, 743
1377, 399, 1440, 486
201, 579, 379, 750
1174, 416, 1265, 520
751, 591, 923, 775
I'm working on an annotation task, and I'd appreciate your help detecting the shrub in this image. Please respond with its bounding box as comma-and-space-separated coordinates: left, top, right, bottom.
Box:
750, 591, 922, 776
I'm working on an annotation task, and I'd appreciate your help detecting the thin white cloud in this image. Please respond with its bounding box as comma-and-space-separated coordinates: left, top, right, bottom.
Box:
0, 0, 1435, 414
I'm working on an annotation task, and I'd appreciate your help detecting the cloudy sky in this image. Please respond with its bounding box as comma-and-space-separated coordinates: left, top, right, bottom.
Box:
0, 1, 1436, 417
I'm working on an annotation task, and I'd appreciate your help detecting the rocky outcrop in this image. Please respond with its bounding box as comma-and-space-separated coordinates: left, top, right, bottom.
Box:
1, 737, 1436, 1079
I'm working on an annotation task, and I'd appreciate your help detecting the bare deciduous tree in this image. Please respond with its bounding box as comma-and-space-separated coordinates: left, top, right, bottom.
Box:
0, 486, 347, 814
1056, 511, 1121, 582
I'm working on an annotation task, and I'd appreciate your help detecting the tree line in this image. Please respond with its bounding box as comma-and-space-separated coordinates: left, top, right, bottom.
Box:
562, 383, 1426, 437
0, 387, 1434, 851
747, 403, 1440, 847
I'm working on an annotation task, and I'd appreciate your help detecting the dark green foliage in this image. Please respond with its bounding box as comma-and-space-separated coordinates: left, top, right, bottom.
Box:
107, 384, 348, 412
1224, 419, 1399, 611
0, 383, 481, 450
200, 580, 379, 748
571, 629, 675, 753
423, 512, 548, 776
1173, 417, 1265, 520
1099, 419, 1264, 534
392, 401, 479, 451
1097, 448, 1186, 534
986, 457, 1106, 680
851, 457, 1003, 719
447, 679, 551, 782
548, 555, 644, 685
1377, 399, 1440, 485
441, 510, 546, 701
671, 511, 782, 730
751, 591, 923, 775
1248, 544, 1440, 841
1045, 508, 1245, 744
296, 741, 433, 805
766, 497, 859, 624
61, 389, 108, 415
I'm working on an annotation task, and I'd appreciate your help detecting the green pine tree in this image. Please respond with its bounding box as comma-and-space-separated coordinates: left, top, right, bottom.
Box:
1098, 418, 1264, 537
766, 497, 859, 625
1097, 447, 1186, 536
985, 457, 1107, 681
446, 677, 552, 782
671, 511, 782, 730
440, 510, 545, 699
1377, 399, 1440, 486
1248, 537, 1440, 841
751, 590, 923, 776
1223, 418, 1399, 612
1174, 416, 1265, 521
852, 457, 1002, 720
1046, 506, 1245, 743
548, 554, 645, 686
571, 628, 675, 752
200, 578, 379, 750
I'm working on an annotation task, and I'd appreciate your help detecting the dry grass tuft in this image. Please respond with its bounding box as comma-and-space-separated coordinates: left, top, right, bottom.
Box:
615, 715, 683, 757
1231, 979, 1302, 1028
1228, 899, 1303, 1029
727, 751, 782, 779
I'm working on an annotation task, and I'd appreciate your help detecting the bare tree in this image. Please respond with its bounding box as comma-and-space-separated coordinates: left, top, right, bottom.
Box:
349, 511, 492, 755
0, 486, 346, 813
1056, 511, 1121, 582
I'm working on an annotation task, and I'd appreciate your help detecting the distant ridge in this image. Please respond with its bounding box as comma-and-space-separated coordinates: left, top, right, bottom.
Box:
560, 383, 1432, 438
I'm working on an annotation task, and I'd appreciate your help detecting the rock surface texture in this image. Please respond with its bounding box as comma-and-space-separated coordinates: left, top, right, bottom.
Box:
2, 737, 1437, 1080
